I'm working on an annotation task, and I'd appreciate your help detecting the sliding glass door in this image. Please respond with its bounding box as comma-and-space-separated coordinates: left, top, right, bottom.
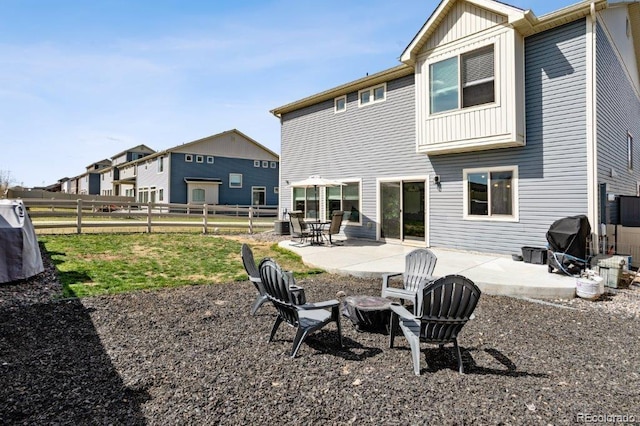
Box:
381, 180, 425, 242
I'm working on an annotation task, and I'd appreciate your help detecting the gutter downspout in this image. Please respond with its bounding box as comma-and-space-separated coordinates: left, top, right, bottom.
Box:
586, 2, 600, 254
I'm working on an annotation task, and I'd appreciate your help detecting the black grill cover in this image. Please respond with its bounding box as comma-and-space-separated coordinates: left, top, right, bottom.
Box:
546, 215, 591, 260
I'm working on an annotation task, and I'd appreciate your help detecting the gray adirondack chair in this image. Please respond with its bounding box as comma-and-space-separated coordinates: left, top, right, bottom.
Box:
241, 244, 268, 316
389, 274, 481, 375
259, 258, 342, 358
381, 248, 437, 314
322, 211, 344, 245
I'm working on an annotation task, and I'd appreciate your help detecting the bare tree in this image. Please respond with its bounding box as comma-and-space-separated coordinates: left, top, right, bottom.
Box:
0, 169, 15, 197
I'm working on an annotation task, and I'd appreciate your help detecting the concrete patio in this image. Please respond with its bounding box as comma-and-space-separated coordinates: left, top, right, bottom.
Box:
278, 239, 577, 300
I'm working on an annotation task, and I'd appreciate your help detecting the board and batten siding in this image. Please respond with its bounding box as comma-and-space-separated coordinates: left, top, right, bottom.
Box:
428, 19, 589, 254
596, 21, 640, 223
280, 74, 429, 240
423, 1, 506, 51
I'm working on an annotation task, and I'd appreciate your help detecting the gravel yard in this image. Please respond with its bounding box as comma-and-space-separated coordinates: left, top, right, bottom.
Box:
1, 239, 639, 425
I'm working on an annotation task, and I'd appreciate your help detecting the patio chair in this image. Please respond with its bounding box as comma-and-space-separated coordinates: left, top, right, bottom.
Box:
322, 211, 344, 246
381, 248, 437, 314
389, 274, 481, 375
259, 258, 342, 358
288, 211, 311, 245
241, 243, 268, 316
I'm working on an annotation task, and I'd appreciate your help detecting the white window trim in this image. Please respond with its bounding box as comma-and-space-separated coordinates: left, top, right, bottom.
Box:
325, 178, 363, 226
463, 166, 519, 222
207, 156, 214, 164
254, 160, 261, 167
185, 154, 193, 162
428, 43, 497, 117
274, 187, 279, 194
196, 155, 204, 163
262, 160, 269, 168
270, 161, 277, 169
229, 173, 243, 188
358, 83, 386, 107
252, 186, 267, 206
334, 95, 347, 113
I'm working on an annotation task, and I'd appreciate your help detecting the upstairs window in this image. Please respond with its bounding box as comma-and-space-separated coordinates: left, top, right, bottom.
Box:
334, 95, 346, 113
430, 45, 495, 114
359, 83, 386, 107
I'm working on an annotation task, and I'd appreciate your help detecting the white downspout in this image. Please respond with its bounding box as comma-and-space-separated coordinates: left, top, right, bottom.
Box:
586, 2, 600, 253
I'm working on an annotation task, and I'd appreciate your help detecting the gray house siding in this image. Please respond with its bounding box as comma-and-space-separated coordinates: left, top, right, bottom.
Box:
169, 153, 279, 205
280, 20, 590, 255
88, 174, 101, 195
429, 19, 589, 254
280, 74, 428, 239
430, 20, 587, 253
596, 21, 640, 224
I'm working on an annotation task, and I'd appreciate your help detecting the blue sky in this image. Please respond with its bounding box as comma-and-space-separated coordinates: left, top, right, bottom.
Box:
0, 0, 581, 187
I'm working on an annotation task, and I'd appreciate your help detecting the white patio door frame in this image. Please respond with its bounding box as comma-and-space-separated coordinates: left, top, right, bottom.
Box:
377, 175, 430, 246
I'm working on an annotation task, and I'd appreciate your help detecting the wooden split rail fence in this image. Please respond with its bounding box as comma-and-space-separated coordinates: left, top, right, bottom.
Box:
21, 199, 279, 235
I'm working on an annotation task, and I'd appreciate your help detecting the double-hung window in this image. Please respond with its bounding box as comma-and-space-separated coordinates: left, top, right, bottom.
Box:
464, 166, 517, 221
430, 45, 495, 114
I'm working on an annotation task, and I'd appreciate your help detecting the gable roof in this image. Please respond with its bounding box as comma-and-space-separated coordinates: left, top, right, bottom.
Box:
121, 129, 279, 165
401, 0, 527, 65
110, 144, 155, 160
401, 0, 613, 65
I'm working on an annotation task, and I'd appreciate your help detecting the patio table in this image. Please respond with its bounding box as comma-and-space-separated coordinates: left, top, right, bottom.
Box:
306, 220, 330, 245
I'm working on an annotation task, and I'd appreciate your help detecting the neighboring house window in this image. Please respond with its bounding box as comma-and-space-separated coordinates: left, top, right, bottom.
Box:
252, 186, 266, 205
159, 188, 164, 202
229, 173, 242, 188
192, 188, 205, 203
262, 161, 269, 168
196, 155, 204, 163
185, 154, 193, 162
463, 166, 518, 221
326, 181, 361, 223
270, 161, 277, 169
334, 95, 346, 113
359, 83, 386, 107
628, 132, 634, 170
158, 156, 164, 173
274, 187, 279, 194
430, 44, 495, 114
254, 160, 261, 167
207, 156, 214, 164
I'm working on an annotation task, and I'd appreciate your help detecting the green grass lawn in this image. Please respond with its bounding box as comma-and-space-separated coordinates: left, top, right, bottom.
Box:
39, 233, 321, 298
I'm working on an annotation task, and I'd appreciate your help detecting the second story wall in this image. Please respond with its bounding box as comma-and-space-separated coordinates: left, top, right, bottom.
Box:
596, 21, 640, 222
169, 152, 279, 205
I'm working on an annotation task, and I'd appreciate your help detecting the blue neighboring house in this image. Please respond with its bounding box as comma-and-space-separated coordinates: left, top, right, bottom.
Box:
132, 129, 279, 206
271, 0, 640, 255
